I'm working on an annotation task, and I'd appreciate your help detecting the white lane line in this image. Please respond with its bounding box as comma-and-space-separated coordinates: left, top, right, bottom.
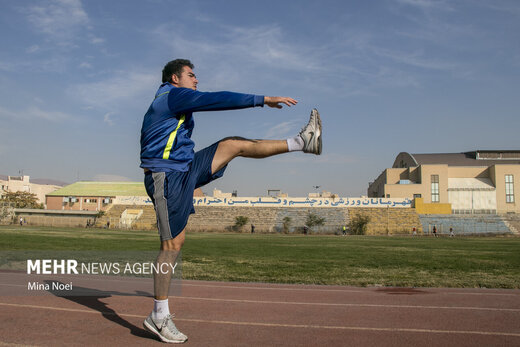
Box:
0, 341, 39, 347
0, 302, 519, 338
176, 318, 520, 338
181, 282, 366, 293
181, 282, 520, 296
172, 296, 520, 312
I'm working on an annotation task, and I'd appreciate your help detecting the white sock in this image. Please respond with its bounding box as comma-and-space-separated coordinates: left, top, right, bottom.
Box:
287, 135, 304, 152
152, 299, 170, 323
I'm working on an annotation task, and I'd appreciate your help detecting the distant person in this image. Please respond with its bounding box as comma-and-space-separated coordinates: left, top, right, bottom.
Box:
251, 224, 255, 234
432, 225, 437, 237
412, 227, 417, 236
303, 225, 309, 235
342, 225, 347, 236
19, 217, 23, 226
139, 58, 322, 343
450, 227, 454, 237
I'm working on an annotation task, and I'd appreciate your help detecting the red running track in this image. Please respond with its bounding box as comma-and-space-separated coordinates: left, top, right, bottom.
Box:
0, 275, 519, 346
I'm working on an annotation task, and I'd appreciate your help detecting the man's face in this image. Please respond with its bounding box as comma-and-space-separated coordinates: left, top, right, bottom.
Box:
172, 66, 198, 90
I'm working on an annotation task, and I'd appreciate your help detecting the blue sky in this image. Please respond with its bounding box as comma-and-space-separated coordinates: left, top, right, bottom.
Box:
0, 0, 519, 197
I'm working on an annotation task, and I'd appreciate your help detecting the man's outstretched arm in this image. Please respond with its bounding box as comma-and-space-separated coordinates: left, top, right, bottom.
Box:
168, 88, 298, 114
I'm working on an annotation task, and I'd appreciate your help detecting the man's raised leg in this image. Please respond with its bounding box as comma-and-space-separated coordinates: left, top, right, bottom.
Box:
211, 108, 322, 173
211, 138, 288, 174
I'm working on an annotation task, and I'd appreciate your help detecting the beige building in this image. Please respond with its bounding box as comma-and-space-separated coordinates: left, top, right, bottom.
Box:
368, 150, 519, 214
0, 175, 62, 206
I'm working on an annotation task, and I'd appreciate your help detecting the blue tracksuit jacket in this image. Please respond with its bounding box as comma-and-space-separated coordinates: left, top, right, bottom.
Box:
140, 83, 265, 172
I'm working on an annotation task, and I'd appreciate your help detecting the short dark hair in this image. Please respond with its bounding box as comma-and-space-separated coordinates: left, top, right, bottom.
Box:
162, 59, 194, 83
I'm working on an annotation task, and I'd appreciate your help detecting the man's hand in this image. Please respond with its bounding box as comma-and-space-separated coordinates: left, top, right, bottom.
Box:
264, 96, 298, 109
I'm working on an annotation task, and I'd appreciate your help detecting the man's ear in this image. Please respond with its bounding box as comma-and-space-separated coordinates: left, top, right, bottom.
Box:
171, 74, 179, 85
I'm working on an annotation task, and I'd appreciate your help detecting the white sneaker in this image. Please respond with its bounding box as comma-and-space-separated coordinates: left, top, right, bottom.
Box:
299, 108, 322, 155
144, 313, 188, 344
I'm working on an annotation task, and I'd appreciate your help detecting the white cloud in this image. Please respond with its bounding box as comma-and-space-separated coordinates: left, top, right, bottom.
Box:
481, 2, 520, 16
89, 36, 105, 45
372, 47, 456, 71
25, 0, 89, 45
222, 25, 320, 72
0, 105, 71, 122
71, 70, 157, 111
26, 45, 40, 54
79, 62, 92, 69
103, 112, 115, 126
0, 61, 15, 72
0, 106, 16, 120
274, 152, 357, 165
395, 0, 453, 11
264, 120, 300, 139
151, 19, 434, 95
153, 22, 322, 79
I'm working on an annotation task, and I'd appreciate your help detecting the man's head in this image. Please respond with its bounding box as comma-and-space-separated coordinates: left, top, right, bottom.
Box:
162, 59, 198, 90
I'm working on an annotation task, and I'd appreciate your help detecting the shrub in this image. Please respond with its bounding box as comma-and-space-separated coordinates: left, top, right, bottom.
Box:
282, 216, 292, 233
348, 214, 370, 235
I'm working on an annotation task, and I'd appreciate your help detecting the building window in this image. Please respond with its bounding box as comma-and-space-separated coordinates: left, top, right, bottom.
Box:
431, 175, 439, 203
505, 175, 514, 203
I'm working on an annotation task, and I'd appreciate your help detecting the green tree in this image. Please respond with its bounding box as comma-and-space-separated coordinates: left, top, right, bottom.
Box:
306, 212, 325, 231
233, 216, 249, 232
0, 203, 12, 221
348, 214, 370, 235
1, 191, 42, 209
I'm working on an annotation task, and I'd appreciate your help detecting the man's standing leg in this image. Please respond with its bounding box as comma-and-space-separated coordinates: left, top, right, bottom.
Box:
144, 237, 187, 343
143, 171, 188, 344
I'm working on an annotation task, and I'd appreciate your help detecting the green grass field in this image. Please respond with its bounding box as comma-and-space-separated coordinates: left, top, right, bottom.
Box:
1, 226, 519, 288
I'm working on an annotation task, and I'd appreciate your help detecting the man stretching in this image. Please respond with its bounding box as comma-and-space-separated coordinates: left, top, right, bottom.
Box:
140, 59, 322, 343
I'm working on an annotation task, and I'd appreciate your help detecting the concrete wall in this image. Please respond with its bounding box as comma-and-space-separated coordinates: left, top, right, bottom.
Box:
414, 198, 451, 215
419, 215, 511, 235
129, 205, 422, 235
12, 205, 515, 236
13, 209, 98, 228
187, 206, 349, 234
348, 207, 423, 235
